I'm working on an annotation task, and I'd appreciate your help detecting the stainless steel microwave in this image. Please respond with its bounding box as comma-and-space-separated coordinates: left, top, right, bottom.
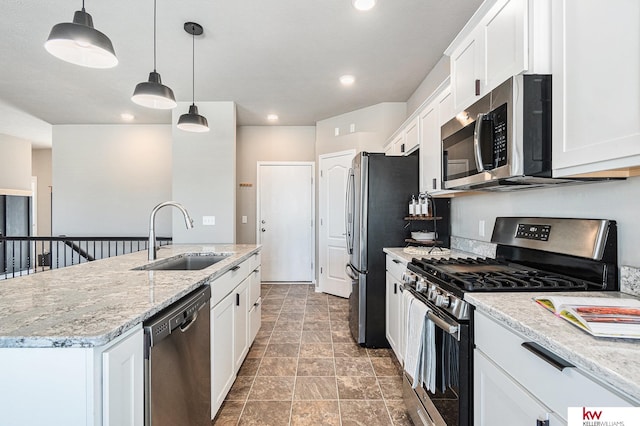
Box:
440, 74, 573, 191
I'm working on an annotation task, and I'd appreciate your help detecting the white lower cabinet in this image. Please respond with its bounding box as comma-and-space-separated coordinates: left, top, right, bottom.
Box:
474, 311, 635, 425
385, 254, 406, 363
233, 278, 249, 371
211, 291, 236, 415
475, 351, 563, 426
210, 250, 262, 419
102, 327, 144, 426
0, 325, 143, 426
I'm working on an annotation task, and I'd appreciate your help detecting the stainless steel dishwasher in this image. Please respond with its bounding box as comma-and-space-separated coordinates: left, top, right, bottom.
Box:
144, 286, 211, 426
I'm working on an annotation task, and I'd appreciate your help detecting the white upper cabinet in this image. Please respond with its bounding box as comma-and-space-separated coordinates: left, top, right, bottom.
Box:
385, 117, 419, 157
419, 99, 440, 193
419, 84, 463, 196
450, 28, 485, 113
551, 0, 640, 178
447, 0, 550, 113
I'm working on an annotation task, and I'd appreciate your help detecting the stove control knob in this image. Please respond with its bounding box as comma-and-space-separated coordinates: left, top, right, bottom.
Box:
435, 294, 451, 308
401, 272, 413, 284
427, 287, 437, 301
416, 278, 427, 292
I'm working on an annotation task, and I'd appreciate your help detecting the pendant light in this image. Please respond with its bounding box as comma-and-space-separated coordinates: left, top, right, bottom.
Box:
44, 0, 117, 68
131, 0, 177, 109
177, 22, 209, 132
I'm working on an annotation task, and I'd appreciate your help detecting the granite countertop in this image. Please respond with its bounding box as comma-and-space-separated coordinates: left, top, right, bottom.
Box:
466, 291, 640, 403
0, 244, 260, 349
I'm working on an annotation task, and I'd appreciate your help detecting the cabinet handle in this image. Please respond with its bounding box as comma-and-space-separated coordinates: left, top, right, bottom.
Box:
231, 265, 241, 272
537, 420, 549, 426
475, 79, 481, 96
521, 342, 575, 371
432, 178, 437, 190
392, 259, 401, 264
236, 293, 240, 306
401, 143, 405, 153
394, 283, 397, 294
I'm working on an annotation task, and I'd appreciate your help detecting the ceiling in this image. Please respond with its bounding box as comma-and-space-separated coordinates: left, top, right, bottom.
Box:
0, 0, 482, 147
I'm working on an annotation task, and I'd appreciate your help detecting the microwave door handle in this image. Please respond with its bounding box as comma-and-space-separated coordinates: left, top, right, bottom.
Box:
473, 113, 486, 173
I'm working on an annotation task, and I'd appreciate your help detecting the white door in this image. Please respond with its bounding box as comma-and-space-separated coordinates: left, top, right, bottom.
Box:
318, 150, 355, 298
257, 162, 314, 282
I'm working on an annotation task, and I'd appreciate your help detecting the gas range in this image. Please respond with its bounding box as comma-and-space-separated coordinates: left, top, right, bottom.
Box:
402, 217, 619, 321
401, 217, 619, 426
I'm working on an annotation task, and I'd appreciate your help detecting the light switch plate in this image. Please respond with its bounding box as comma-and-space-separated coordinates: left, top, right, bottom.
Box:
203, 216, 216, 226
242, 215, 248, 224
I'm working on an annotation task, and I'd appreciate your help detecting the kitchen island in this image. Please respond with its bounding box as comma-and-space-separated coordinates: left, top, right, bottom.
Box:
0, 244, 260, 426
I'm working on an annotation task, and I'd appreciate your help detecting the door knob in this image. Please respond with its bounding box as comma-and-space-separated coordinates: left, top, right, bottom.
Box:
261, 228, 266, 232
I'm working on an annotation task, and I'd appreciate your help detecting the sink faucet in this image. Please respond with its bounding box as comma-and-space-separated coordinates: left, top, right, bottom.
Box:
148, 201, 194, 260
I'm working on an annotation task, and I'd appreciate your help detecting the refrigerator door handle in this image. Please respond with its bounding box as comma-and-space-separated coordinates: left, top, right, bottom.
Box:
345, 168, 355, 255
345, 263, 358, 280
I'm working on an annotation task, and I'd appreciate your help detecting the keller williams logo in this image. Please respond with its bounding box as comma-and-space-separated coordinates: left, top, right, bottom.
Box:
583, 407, 603, 420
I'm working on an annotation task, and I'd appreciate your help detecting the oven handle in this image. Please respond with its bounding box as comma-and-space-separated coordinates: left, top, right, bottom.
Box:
473, 113, 486, 173
417, 408, 435, 426
427, 310, 460, 341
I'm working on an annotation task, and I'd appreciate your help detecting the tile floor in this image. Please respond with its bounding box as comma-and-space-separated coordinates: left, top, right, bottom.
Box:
212, 283, 412, 426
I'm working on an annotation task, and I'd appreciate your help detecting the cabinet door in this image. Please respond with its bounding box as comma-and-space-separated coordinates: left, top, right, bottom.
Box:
249, 297, 262, 343
419, 101, 441, 193
451, 29, 484, 112
552, 0, 640, 177
403, 116, 420, 155
389, 133, 404, 156
475, 350, 561, 426
248, 267, 261, 307
211, 294, 235, 417
385, 272, 402, 362
234, 279, 250, 371
483, 0, 527, 91
102, 327, 144, 426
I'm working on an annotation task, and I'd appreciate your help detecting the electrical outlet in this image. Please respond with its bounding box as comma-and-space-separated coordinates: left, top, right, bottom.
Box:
350, 123, 356, 133
203, 216, 216, 226
241, 215, 248, 224
479, 220, 485, 237
334, 127, 340, 136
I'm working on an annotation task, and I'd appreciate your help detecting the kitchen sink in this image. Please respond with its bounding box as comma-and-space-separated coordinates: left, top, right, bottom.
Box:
133, 254, 230, 271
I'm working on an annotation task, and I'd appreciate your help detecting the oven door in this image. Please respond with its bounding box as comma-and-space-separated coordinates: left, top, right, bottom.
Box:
402, 301, 472, 426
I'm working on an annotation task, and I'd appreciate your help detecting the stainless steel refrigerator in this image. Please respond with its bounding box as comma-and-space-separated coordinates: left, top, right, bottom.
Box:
345, 152, 418, 347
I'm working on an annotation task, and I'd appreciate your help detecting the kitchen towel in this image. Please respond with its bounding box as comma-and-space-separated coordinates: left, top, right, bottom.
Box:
404, 293, 428, 388
422, 314, 436, 392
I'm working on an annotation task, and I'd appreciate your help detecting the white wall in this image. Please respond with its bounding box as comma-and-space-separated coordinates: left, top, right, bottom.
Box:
316, 102, 407, 156
172, 102, 236, 244
52, 125, 172, 237
0, 134, 32, 195
236, 126, 316, 244
32, 149, 52, 236
406, 56, 450, 117
451, 178, 640, 267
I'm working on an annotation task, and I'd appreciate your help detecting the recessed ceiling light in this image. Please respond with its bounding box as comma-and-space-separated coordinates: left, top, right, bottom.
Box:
352, 0, 376, 11
121, 113, 135, 121
340, 75, 356, 86
267, 114, 279, 122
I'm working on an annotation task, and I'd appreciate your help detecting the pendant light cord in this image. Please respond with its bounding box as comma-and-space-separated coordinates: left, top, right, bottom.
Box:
153, 0, 157, 72
191, 26, 195, 105
81, 0, 85, 12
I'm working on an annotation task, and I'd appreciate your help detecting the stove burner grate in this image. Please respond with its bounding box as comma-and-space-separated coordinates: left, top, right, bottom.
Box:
410, 257, 593, 292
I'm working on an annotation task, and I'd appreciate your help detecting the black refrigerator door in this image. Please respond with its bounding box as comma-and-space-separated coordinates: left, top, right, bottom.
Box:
347, 152, 418, 348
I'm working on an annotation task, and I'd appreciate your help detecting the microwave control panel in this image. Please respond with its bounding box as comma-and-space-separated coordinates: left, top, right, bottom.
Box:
515, 224, 551, 241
